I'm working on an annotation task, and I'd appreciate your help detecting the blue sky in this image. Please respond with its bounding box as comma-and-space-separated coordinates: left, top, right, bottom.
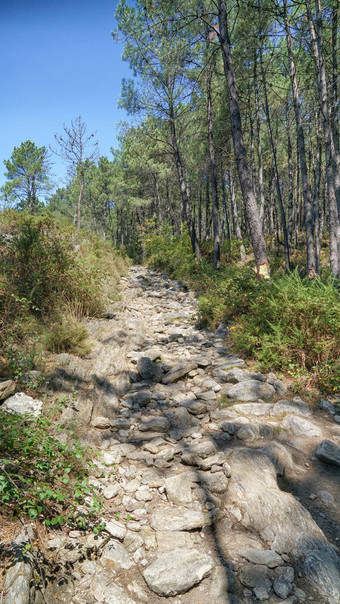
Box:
0, 0, 133, 190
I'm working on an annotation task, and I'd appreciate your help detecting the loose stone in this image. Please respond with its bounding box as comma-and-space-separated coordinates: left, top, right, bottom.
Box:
101, 540, 133, 570
315, 439, 340, 467
143, 548, 214, 596
165, 472, 193, 505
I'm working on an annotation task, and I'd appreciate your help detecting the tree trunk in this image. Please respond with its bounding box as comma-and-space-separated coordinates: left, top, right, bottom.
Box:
260, 48, 290, 272
284, 0, 315, 275
221, 176, 231, 242
217, 0, 269, 277
254, 59, 265, 227
154, 174, 162, 233
306, 0, 340, 277
206, 55, 220, 268
287, 110, 294, 249
198, 184, 203, 242
268, 165, 276, 250
205, 177, 210, 239
168, 94, 201, 260
313, 109, 323, 273
77, 169, 84, 229
229, 172, 246, 262
331, 0, 339, 160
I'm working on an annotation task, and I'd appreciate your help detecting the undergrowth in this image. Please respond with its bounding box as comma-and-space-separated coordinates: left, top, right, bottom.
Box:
0, 403, 102, 528
0, 210, 129, 379
45, 318, 91, 356
144, 226, 340, 393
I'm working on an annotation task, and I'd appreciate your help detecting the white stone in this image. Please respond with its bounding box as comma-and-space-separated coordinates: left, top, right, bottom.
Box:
101, 540, 133, 570
143, 548, 213, 596
2, 392, 43, 416
103, 518, 126, 540
151, 507, 205, 531
103, 484, 121, 499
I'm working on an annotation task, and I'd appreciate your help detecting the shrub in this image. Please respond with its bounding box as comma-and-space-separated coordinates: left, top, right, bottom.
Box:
45, 318, 91, 356
144, 227, 258, 327
0, 210, 129, 377
198, 264, 258, 326
0, 408, 102, 527
144, 224, 197, 279
230, 271, 340, 392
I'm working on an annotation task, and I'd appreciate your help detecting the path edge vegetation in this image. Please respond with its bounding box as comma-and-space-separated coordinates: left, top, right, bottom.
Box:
143, 224, 340, 397
0, 210, 129, 528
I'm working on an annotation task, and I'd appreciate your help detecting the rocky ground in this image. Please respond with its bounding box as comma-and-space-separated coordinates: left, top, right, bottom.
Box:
2, 266, 340, 604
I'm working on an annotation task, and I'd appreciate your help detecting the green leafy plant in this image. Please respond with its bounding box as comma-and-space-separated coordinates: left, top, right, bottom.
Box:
0, 409, 103, 527
230, 271, 340, 392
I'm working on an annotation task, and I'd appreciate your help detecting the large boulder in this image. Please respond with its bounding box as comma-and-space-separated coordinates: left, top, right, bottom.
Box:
224, 447, 326, 555
4, 560, 32, 604
165, 472, 193, 505
282, 415, 322, 438
223, 447, 340, 602
91, 574, 136, 604
224, 368, 265, 383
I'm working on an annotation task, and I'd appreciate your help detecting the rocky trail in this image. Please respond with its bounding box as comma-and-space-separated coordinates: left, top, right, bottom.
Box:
3, 266, 340, 604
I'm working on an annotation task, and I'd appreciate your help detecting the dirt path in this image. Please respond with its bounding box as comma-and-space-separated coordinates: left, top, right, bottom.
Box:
4, 266, 340, 604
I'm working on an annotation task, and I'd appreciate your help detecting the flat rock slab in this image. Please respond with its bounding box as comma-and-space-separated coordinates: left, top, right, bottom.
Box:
225, 380, 275, 402
316, 439, 340, 467
139, 417, 170, 433
92, 416, 112, 428
216, 356, 246, 370
303, 546, 340, 602
271, 399, 311, 418
282, 414, 322, 437
4, 560, 32, 604
183, 399, 208, 415
230, 402, 273, 417
2, 392, 43, 416
181, 439, 216, 465
224, 368, 265, 383
238, 563, 271, 592
103, 519, 126, 541
143, 548, 214, 596
239, 548, 283, 568
124, 390, 152, 407
225, 448, 327, 556
198, 452, 228, 470
202, 470, 229, 494
155, 531, 196, 551
151, 507, 205, 531
162, 362, 198, 384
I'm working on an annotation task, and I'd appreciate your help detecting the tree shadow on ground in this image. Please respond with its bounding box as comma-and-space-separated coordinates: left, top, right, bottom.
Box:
44, 268, 340, 604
